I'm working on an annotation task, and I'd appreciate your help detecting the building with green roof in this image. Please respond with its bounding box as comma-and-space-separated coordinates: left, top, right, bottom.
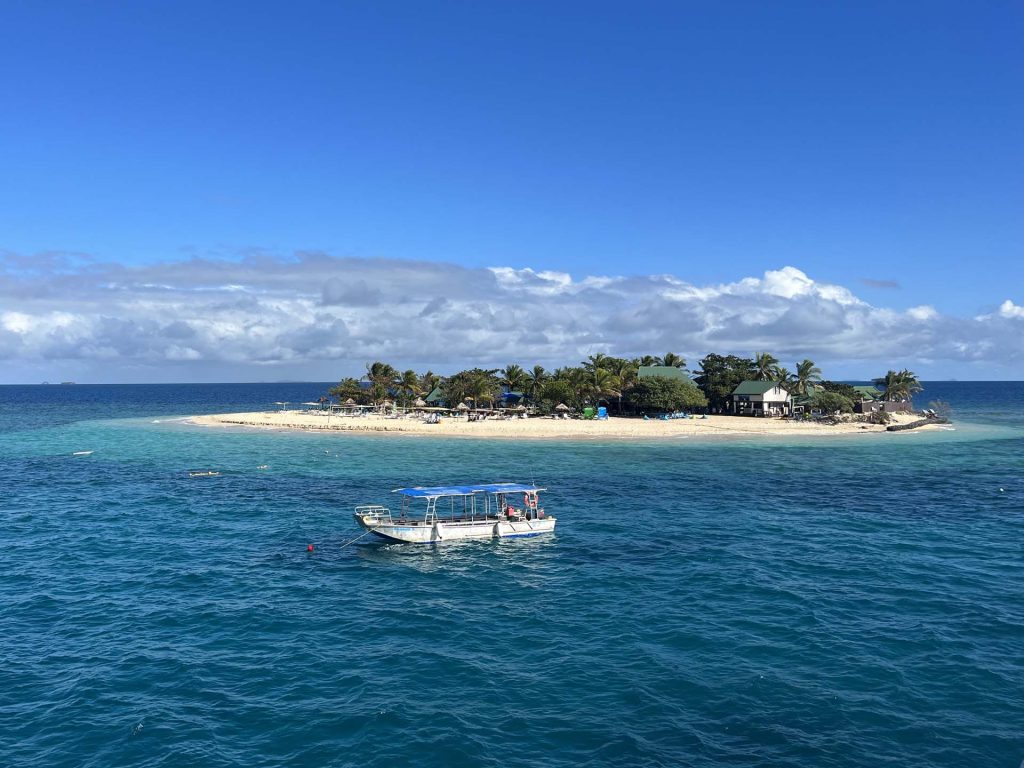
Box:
730, 380, 792, 417
852, 385, 883, 401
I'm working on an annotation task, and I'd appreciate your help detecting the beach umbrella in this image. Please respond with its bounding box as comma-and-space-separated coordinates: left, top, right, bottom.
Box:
555, 403, 570, 411
456, 402, 470, 411
344, 398, 357, 405
414, 397, 427, 407
514, 404, 527, 411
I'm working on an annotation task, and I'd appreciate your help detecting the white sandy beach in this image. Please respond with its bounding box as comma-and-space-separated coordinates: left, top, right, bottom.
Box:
188, 410, 936, 440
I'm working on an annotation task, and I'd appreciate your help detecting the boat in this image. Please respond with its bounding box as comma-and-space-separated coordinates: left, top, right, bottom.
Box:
353, 483, 555, 544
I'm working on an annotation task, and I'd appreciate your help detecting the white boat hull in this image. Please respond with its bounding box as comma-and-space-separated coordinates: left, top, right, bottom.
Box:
354, 513, 556, 544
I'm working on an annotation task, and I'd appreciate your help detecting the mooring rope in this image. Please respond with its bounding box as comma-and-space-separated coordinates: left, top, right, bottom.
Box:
338, 527, 378, 550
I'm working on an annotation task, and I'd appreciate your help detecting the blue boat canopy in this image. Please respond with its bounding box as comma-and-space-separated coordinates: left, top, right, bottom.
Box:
394, 483, 544, 498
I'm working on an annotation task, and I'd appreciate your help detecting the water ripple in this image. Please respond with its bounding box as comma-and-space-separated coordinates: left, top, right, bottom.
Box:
1, 390, 1023, 766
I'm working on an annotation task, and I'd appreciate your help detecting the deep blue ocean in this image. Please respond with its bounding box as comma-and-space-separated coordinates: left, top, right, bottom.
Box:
1, 382, 1022, 767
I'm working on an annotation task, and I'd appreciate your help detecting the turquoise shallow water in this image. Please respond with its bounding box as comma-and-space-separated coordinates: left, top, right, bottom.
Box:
1, 383, 1023, 767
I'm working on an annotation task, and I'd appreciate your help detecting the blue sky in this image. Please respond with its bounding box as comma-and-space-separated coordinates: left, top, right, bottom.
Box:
1, 2, 1023, 382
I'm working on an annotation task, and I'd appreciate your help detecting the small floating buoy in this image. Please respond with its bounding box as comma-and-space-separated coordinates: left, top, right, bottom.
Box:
999, 488, 1005, 493
307, 544, 314, 552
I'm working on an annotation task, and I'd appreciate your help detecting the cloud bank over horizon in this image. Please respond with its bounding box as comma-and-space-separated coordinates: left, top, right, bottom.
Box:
1, 251, 1022, 383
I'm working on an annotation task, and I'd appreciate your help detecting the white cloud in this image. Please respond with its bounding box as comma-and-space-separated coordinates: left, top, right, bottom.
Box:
907, 305, 938, 321
998, 299, 1024, 319
1, 251, 1022, 380
2, 311, 33, 333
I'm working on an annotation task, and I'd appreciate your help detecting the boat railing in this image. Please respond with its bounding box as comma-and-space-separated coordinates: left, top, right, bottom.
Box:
354, 505, 393, 524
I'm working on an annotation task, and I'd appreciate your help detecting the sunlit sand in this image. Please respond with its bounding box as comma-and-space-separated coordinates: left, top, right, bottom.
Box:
188, 410, 935, 440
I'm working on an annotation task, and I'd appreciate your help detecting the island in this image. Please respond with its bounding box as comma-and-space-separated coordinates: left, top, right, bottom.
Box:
188, 353, 949, 440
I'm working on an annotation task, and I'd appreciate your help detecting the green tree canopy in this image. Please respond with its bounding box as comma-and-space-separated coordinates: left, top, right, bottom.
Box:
775, 366, 795, 390
329, 377, 367, 404
526, 365, 548, 402
754, 352, 781, 381
581, 353, 610, 372
660, 352, 687, 369
537, 379, 575, 413
441, 368, 502, 409
626, 376, 708, 413
397, 369, 419, 406
633, 355, 662, 367
365, 361, 398, 403
809, 391, 854, 414
694, 354, 757, 410
820, 380, 861, 401
873, 369, 923, 402
500, 364, 528, 393
418, 370, 440, 397
794, 359, 823, 396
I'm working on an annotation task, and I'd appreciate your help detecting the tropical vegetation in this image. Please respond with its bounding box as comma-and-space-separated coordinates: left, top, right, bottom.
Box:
873, 369, 923, 402
626, 377, 707, 413
807, 391, 854, 415
326, 352, 923, 417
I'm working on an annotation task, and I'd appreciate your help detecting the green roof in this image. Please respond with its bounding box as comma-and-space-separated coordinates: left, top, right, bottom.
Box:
792, 383, 823, 403
732, 380, 788, 396
637, 366, 690, 381
852, 385, 883, 400
424, 385, 445, 403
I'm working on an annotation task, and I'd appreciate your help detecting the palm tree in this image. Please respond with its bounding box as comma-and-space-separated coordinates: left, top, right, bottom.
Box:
793, 359, 822, 397
329, 377, 365, 404
365, 361, 398, 403
582, 353, 610, 373
589, 368, 621, 404
526, 365, 548, 404
418, 370, 440, 397
753, 352, 780, 381
469, 369, 502, 410
661, 352, 686, 369
613, 359, 638, 412
775, 367, 795, 391
634, 355, 662, 367
500, 364, 528, 394
899, 369, 923, 400
565, 368, 589, 409
397, 369, 419, 407
874, 370, 900, 401
874, 369, 922, 402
